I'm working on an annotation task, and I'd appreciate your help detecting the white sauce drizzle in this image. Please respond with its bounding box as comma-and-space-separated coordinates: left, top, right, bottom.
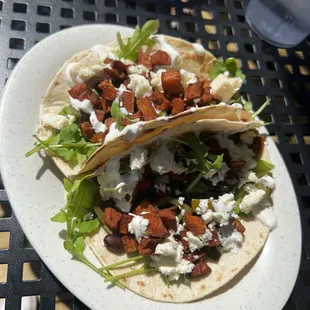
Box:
192, 43, 205, 55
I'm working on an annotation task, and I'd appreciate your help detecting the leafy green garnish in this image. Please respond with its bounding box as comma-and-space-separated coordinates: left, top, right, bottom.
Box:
51, 174, 124, 288
110, 100, 132, 130
233, 187, 246, 214
58, 105, 81, 120
116, 19, 159, 62
255, 159, 274, 174
210, 58, 245, 81
183, 274, 191, 287
25, 124, 100, 165
100, 255, 144, 271
161, 275, 171, 287
252, 99, 271, 118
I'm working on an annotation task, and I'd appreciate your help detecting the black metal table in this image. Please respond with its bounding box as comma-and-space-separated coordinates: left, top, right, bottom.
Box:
0, 0, 309, 309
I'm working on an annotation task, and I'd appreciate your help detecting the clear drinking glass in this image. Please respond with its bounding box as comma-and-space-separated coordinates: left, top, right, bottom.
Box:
245, 0, 310, 47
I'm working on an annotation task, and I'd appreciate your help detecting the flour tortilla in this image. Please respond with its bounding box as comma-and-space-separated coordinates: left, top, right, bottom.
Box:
37, 34, 258, 178
85, 123, 272, 303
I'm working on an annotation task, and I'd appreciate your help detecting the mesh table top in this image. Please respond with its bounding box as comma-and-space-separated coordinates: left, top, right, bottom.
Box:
0, 0, 310, 309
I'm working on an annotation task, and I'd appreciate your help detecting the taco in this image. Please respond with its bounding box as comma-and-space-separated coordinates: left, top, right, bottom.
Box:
26, 20, 264, 178
51, 118, 277, 302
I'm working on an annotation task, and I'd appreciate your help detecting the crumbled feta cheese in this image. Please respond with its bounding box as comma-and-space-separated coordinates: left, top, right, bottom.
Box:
128, 74, 152, 99
240, 188, 266, 214
151, 235, 193, 281
180, 69, 197, 88
89, 111, 107, 133
215, 133, 257, 170
178, 197, 185, 206
174, 217, 184, 234
213, 212, 230, 226
212, 193, 236, 212
97, 157, 142, 213
208, 162, 230, 186
238, 171, 259, 188
184, 230, 212, 253
150, 142, 186, 175
257, 175, 275, 190
150, 69, 166, 92
40, 114, 73, 130
240, 130, 257, 145
128, 64, 149, 75
128, 215, 149, 242
210, 73, 243, 102
219, 226, 243, 253
195, 199, 209, 215
130, 147, 148, 170
202, 211, 213, 224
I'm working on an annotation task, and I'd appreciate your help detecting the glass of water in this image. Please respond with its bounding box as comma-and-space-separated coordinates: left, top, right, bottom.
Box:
245, 0, 310, 47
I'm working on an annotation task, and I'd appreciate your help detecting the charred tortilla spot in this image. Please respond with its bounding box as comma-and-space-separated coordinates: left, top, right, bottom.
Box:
201, 284, 206, 290
259, 232, 264, 239
137, 280, 145, 287
216, 274, 223, 282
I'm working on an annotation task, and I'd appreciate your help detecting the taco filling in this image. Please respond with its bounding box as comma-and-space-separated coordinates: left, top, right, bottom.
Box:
51, 128, 277, 290
26, 19, 264, 171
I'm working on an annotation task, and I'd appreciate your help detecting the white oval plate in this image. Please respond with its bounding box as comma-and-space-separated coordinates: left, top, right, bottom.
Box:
0, 25, 301, 310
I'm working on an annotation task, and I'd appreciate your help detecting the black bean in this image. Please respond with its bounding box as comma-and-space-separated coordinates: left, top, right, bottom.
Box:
104, 234, 124, 253
224, 171, 238, 186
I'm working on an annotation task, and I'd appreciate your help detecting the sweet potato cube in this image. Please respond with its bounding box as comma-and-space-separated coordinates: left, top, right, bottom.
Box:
184, 212, 206, 235
138, 52, 152, 70
103, 207, 122, 232
171, 98, 185, 115
102, 86, 117, 101
119, 214, 134, 234
98, 80, 113, 90
122, 91, 135, 113
232, 219, 245, 234
121, 235, 138, 254
90, 131, 107, 143
200, 88, 213, 106
68, 83, 88, 99
162, 69, 184, 95
138, 238, 161, 256
137, 97, 158, 121
190, 261, 211, 277
134, 200, 157, 215
151, 50, 171, 66
80, 122, 95, 138
185, 82, 203, 102
208, 229, 221, 247
144, 213, 169, 238
158, 209, 177, 231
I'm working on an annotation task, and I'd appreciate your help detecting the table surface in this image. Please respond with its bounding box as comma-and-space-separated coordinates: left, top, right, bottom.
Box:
0, 0, 310, 309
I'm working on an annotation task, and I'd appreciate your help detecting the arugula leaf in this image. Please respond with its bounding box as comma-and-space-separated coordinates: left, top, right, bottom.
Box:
59, 123, 80, 143
51, 174, 124, 288
243, 100, 253, 112
116, 20, 159, 61
51, 211, 67, 223
58, 105, 81, 120
252, 99, 271, 118
183, 274, 191, 287
161, 274, 171, 287
233, 187, 246, 214
255, 159, 274, 174
210, 58, 245, 82
110, 100, 132, 130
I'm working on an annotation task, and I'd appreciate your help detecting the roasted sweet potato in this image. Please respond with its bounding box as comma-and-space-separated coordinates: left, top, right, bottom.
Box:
68, 83, 88, 99
171, 97, 185, 115
95, 109, 105, 122
119, 214, 134, 234
138, 52, 152, 70
208, 229, 221, 247
199, 88, 213, 106
80, 122, 95, 138
103, 68, 122, 81
180, 229, 189, 253
150, 91, 166, 105
162, 69, 184, 95
134, 199, 157, 215
184, 82, 203, 102
103, 207, 122, 232
138, 237, 161, 255
190, 261, 211, 277
104, 117, 115, 128
137, 97, 158, 121
121, 235, 138, 254
101, 98, 113, 112
158, 209, 177, 231
102, 86, 117, 101
97, 80, 113, 90
122, 91, 135, 113
144, 213, 169, 238
151, 50, 171, 66
131, 111, 143, 119
90, 131, 107, 143
184, 212, 206, 235
232, 219, 246, 234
